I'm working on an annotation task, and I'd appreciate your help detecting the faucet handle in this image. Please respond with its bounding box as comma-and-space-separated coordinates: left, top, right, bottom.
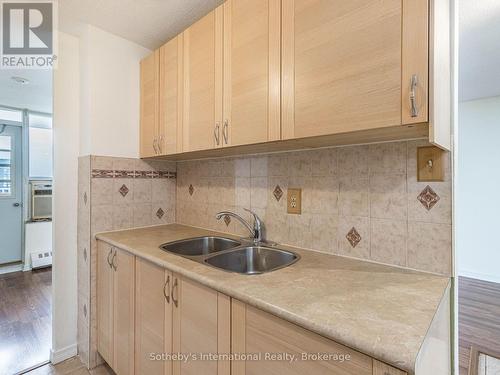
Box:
243, 208, 263, 243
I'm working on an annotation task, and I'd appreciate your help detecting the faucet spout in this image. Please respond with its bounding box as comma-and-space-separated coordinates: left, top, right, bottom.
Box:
215, 209, 263, 244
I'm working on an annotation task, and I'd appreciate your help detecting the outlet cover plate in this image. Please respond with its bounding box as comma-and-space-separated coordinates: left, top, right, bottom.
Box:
287, 188, 302, 214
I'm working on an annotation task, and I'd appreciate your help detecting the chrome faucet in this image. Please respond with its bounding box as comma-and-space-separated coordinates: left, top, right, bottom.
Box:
215, 208, 263, 244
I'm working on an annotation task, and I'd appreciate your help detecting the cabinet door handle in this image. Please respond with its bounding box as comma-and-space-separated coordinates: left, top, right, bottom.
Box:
153, 138, 159, 154
111, 250, 117, 271
158, 135, 163, 154
223, 120, 229, 145
107, 248, 113, 268
171, 278, 179, 307
214, 123, 221, 146
410, 74, 419, 117
163, 275, 171, 303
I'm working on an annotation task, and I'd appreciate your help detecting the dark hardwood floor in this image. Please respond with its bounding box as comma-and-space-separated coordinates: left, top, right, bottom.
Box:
0, 268, 52, 375
459, 276, 500, 375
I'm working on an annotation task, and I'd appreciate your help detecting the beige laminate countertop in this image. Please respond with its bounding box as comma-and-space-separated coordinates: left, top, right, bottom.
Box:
96, 224, 450, 374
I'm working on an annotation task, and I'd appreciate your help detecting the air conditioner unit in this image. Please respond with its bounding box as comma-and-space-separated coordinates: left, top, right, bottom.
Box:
31, 251, 52, 269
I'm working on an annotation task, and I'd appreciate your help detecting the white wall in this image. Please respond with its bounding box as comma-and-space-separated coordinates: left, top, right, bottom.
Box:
78, 25, 151, 158
52, 31, 80, 362
51, 25, 151, 363
457, 96, 500, 283
24, 221, 53, 271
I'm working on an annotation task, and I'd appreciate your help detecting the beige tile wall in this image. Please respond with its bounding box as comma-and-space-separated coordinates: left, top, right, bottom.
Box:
177, 140, 452, 276
77, 155, 176, 368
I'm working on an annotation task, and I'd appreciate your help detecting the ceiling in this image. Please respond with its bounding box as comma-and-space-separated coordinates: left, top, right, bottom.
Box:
459, 0, 500, 101
0, 69, 52, 113
59, 0, 223, 50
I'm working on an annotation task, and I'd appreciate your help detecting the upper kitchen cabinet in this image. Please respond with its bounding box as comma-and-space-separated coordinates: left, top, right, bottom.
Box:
139, 0, 451, 159
182, 7, 223, 152
140, 50, 160, 158
281, 0, 429, 140
159, 35, 184, 155
222, 0, 281, 147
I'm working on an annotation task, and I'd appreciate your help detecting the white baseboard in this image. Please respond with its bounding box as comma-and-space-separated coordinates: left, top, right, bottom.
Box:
0, 263, 24, 275
50, 343, 78, 364
23, 264, 32, 272
459, 269, 500, 284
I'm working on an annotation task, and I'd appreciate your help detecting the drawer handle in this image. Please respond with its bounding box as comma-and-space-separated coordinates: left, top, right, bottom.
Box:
107, 248, 113, 268
214, 123, 221, 146
171, 278, 179, 307
163, 275, 171, 303
410, 74, 419, 117
111, 250, 117, 271
223, 120, 229, 145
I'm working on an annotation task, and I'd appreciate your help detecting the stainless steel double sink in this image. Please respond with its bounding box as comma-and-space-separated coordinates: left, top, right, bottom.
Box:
160, 236, 299, 275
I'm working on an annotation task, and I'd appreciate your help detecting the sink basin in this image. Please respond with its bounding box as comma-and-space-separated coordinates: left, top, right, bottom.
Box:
204, 246, 299, 274
160, 236, 241, 257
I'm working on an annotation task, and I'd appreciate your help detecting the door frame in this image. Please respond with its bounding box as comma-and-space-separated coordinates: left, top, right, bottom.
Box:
0, 105, 25, 271
0, 104, 53, 271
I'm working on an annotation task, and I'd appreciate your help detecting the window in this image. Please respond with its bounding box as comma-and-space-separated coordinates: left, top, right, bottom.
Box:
0, 135, 12, 196
29, 113, 53, 178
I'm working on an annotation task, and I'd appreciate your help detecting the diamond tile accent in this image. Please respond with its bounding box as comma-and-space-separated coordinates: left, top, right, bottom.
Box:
156, 208, 165, 219
83, 192, 87, 205
189, 184, 194, 196
119, 184, 129, 197
417, 185, 440, 211
273, 185, 283, 201
346, 227, 361, 248
223, 215, 231, 226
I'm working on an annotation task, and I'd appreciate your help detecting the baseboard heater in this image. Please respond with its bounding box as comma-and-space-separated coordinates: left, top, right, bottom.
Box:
31, 251, 52, 269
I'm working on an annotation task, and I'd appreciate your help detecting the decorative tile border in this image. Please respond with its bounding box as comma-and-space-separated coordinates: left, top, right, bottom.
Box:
91, 169, 176, 179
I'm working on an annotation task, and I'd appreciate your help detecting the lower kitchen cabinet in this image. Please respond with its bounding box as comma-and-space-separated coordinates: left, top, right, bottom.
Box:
97, 241, 135, 375
97, 240, 407, 375
373, 360, 407, 375
232, 300, 370, 375
172, 274, 231, 375
135, 258, 173, 375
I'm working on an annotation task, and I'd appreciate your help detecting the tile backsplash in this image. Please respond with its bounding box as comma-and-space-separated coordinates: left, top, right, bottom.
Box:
77, 155, 176, 367
78, 140, 452, 369
176, 140, 452, 276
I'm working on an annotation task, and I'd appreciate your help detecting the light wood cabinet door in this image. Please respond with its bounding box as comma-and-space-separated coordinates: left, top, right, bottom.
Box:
160, 35, 184, 155
222, 0, 281, 147
172, 274, 230, 375
112, 248, 135, 375
97, 242, 114, 367
183, 7, 223, 152
232, 300, 373, 375
282, 0, 403, 139
140, 50, 160, 158
135, 258, 174, 375
373, 360, 407, 375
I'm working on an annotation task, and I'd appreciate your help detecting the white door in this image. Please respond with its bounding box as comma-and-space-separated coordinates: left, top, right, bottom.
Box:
0, 124, 23, 264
